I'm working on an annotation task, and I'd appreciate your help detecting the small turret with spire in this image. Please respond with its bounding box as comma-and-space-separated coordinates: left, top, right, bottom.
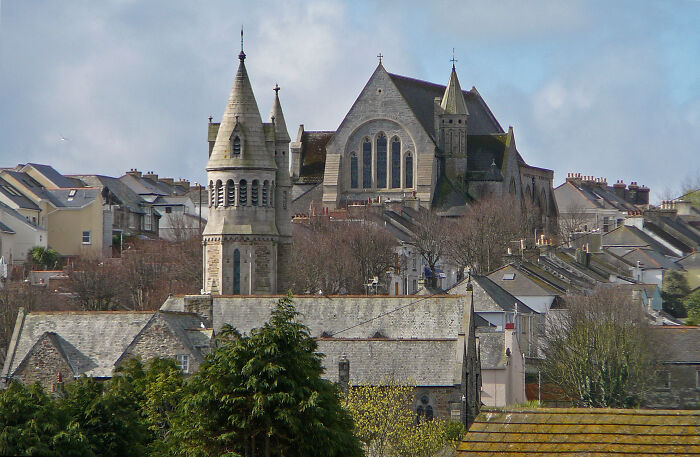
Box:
436, 48, 469, 182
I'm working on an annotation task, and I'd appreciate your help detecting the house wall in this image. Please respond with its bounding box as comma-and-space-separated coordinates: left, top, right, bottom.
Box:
0, 209, 46, 265
46, 198, 106, 258
13, 340, 74, 391
505, 328, 526, 406
120, 314, 202, 374
644, 364, 700, 410
480, 369, 507, 407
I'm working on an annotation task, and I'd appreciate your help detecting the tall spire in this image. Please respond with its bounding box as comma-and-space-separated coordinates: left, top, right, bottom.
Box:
207, 39, 275, 170
440, 64, 468, 115
269, 84, 290, 142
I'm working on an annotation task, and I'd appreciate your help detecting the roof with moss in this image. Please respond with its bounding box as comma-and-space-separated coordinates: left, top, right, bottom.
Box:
457, 407, 700, 456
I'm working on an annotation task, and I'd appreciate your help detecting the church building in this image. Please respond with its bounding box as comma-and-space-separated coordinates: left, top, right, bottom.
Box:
291, 59, 557, 226
203, 45, 292, 295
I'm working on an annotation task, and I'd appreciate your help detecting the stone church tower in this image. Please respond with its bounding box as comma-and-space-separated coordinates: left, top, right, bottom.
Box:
202, 45, 292, 295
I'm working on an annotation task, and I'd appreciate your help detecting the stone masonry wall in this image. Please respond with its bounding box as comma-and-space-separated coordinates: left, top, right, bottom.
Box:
14, 338, 73, 391
122, 314, 200, 373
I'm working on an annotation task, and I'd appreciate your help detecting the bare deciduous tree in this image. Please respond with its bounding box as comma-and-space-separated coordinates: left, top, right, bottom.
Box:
289, 218, 397, 295
558, 202, 590, 246
541, 287, 657, 408
447, 195, 525, 275
410, 210, 453, 289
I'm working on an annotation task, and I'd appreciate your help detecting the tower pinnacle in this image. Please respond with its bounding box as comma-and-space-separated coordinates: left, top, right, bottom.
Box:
239, 27, 246, 61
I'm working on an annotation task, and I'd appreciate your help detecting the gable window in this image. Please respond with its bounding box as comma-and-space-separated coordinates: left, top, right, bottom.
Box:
232, 136, 241, 155
391, 137, 401, 188
233, 249, 241, 294
226, 179, 236, 206
176, 354, 190, 374
82, 231, 91, 244
145, 211, 152, 231
376, 133, 387, 188
239, 180, 247, 206
362, 138, 372, 188
350, 154, 358, 189
165, 206, 172, 214
405, 153, 413, 188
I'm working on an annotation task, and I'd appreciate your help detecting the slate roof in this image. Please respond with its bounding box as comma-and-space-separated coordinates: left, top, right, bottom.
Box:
2, 311, 154, 379
119, 174, 169, 196
476, 330, 506, 369
24, 163, 76, 189
0, 220, 14, 234
387, 73, 503, 138
161, 294, 473, 387
677, 252, 700, 269
652, 326, 700, 364
2, 310, 211, 381
602, 225, 677, 257
448, 276, 536, 314
457, 408, 700, 456
73, 175, 145, 213
486, 264, 559, 297
621, 247, 681, 270
561, 180, 638, 211
298, 131, 334, 181
44, 188, 100, 208
317, 338, 461, 386
0, 176, 40, 210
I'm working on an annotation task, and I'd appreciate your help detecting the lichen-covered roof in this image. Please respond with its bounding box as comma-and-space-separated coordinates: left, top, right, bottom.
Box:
299, 131, 334, 180
457, 408, 700, 456
651, 326, 700, 364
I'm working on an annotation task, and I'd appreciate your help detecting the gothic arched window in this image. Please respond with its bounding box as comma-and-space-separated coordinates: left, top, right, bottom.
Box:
405, 153, 413, 188
350, 154, 358, 189
233, 249, 241, 294
226, 179, 235, 206
376, 133, 387, 188
216, 180, 224, 207
362, 138, 371, 188
251, 180, 259, 206
425, 406, 434, 421
239, 179, 247, 206
262, 180, 269, 206
416, 406, 424, 424
209, 180, 214, 207
270, 181, 274, 206
232, 137, 241, 155
391, 137, 401, 188
282, 190, 287, 210
509, 178, 516, 195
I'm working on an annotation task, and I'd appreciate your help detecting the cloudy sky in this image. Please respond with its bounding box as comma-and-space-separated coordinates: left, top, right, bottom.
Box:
1, 0, 699, 201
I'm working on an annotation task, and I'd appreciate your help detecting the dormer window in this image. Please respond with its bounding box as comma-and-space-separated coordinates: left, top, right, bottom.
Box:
232, 136, 241, 155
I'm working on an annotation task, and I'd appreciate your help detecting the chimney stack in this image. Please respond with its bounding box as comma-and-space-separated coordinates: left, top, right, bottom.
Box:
144, 171, 158, 181
338, 355, 350, 394
126, 168, 142, 178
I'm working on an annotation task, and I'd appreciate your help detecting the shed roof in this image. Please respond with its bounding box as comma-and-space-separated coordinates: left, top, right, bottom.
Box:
457, 408, 700, 456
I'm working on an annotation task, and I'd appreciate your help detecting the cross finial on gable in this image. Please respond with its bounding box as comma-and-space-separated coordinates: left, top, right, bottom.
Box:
377, 53, 383, 64
273, 83, 280, 94
450, 48, 458, 69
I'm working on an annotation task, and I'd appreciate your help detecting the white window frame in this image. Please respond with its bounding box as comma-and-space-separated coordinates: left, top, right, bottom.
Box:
176, 354, 190, 374
82, 231, 91, 245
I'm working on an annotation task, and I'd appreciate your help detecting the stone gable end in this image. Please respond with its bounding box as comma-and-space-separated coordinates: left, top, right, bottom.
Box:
120, 315, 196, 372
14, 335, 73, 390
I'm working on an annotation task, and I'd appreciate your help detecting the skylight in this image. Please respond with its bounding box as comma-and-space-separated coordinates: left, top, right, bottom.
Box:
503, 273, 515, 280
